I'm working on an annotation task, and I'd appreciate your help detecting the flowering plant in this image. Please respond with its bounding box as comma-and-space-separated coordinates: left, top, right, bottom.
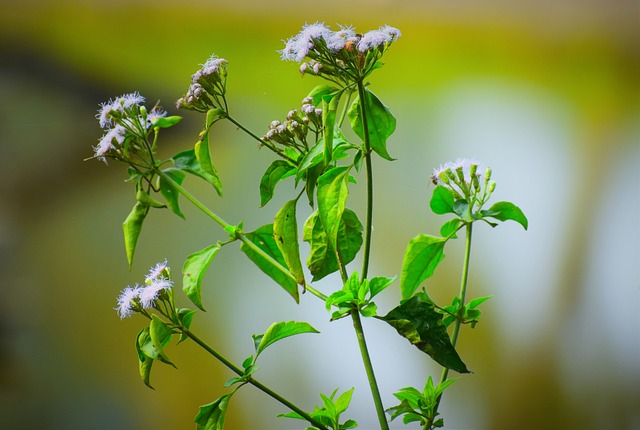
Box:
89, 22, 527, 429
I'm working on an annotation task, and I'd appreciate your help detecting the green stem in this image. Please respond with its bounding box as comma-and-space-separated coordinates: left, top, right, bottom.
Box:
350, 309, 389, 430
179, 326, 329, 430
427, 223, 473, 430
224, 115, 297, 163
352, 80, 389, 430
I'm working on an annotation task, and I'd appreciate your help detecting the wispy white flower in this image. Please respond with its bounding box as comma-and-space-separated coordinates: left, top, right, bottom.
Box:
280, 22, 331, 61
118, 92, 145, 109
97, 100, 117, 129
326, 26, 357, 52
145, 259, 169, 283
146, 107, 167, 127
116, 285, 141, 319
431, 158, 483, 185
95, 125, 126, 162
192, 56, 228, 83
139, 277, 173, 309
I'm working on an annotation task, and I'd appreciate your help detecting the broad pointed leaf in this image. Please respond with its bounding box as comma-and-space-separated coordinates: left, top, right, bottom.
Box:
400, 234, 447, 300
260, 160, 295, 207
317, 166, 350, 252
348, 89, 396, 160
195, 394, 232, 430
253, 321, 319, 358
379, 294, 469, 373
273, 200, 305, 285
182, 244, 221, 310
481, 201, 528, 230
122, 201, 149, 269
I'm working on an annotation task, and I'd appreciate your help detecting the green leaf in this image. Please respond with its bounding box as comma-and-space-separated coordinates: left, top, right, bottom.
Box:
440, 218, 462, 238
348, 88, 396, 161
136, 186, 166, 208
482, 201, 528, 230
176, 308, 197, 344
182, 244, 221, 311
273, 199, 305, 285
253, 321, 319, 358
400, 235, 447, 300
135, 328, 155, 389
194, 108, 225, 194
173, 149, 222, 196
317, 166, 350, 252
430, 186, 455, 215
379, 294, 470, 373
149, 315, 176, 367
241, 224, 299, 303
307, 84, 340, 106
260, 160, 295, 207
122, 201, 149, 270
453, 199, 472, 222
303, 209, 362, 282
195, 394, 232, 430
151, 115, 182, 129
335, 387, 355, 414
322, 90, 343, 165
369, 276, 396, 299
159, 168, 186, 219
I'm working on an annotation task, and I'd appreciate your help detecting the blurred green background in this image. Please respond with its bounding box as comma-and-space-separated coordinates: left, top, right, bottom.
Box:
0, 1, 638, 429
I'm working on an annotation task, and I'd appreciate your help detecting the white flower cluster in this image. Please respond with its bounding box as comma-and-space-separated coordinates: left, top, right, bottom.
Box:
115, 260, 173, 319
280, 22, 401, 62
94, 92, 166, 163
262, 97, 322, 145
431, 158, 495, 201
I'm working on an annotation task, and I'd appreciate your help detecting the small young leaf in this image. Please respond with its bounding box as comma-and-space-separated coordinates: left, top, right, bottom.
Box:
335, 387, 355, 414
260, 160, 295, 207
241, 224, 299, 303
182, 244, 221, 310
195, 394, 232, 430
440, 218, 462, 238
159, 168, 186, 219
273, 199, 305, 285
369, 276, 396, 299
122, 201, 149, 269
430, 186, 455, 215
482, 201, 528, 230
400, 235, 447, 300
254, 321, 320, 358
379, 294, 470, 373
348, 89, 396, 161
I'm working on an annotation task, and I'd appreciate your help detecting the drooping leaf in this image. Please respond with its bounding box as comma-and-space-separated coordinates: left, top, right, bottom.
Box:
241, 224, 299, 303
481, 201, 528, 230
172, 149, 222, 196
136, 186, 166, 209
273, 200, 305, 285
122, 201, 149, 269
135, 328, 155, 389
195, 394, 232, 430
400, 235, 447, 300
176, 308, 197, 344
182, 244, 221, 310
260, 160, 295, 207
430, 186, 455, 215
322, 90, 343, 165
252, 321, 320, 358
303, 209, 362, 282
440, 218, 462, 238
379, 294, 469, 373
149, 315, 176, 367
194, 108, 225, 195
317, 166, 350, 251
151, 115, 182, 129
159, 168, 186, 219
348, 88, 396, 161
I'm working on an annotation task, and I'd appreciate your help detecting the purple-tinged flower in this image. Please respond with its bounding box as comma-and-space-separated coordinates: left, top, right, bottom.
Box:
145, 259, 169, 283
192, 56, 228, 84
357, 30, 391, 52
116, 285, 141, 319
97, 100, 117, 129
95, 125, 126, 162
379, 25, 401, 42
146, 108, 167, 128
280, 22, 331, 62
327, 26, 357, 52
118, 92, 145, 109
139, 277, 173, 309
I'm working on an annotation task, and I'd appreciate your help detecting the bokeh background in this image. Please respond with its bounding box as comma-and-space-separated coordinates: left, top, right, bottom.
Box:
1, 1, 638, 429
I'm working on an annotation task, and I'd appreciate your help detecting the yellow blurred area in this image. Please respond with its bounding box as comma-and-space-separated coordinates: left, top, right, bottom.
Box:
0, 1, 638, 429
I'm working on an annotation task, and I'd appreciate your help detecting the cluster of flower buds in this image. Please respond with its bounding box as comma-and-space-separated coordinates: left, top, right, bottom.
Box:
94, 92, 167, 163
116, 260, 174, 319
262, 97, 323, 150
281, 23, 401, 81
431, 158, 496, 202
176, 55, 228, 112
